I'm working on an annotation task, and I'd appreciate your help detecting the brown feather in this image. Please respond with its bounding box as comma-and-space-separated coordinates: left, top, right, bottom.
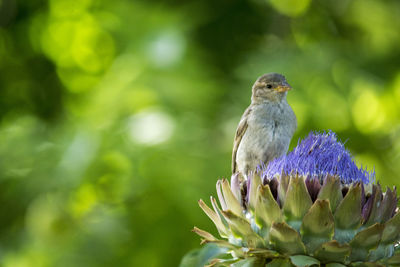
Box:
232, 107, 252, 173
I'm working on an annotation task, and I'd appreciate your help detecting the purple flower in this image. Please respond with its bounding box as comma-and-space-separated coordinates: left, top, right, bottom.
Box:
261, 131, 375, 184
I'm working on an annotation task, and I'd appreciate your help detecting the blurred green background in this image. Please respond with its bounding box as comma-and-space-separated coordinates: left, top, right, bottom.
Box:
0, 0, 400, 266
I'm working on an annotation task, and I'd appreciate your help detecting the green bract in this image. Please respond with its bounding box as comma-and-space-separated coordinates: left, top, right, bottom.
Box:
194, 173, 400, 266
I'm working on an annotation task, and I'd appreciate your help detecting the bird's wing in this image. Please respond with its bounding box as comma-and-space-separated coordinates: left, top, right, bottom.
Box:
232, 107, 252, 174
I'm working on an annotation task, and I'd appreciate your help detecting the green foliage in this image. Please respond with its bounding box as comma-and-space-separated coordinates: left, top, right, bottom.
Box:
0, 0, 400, 266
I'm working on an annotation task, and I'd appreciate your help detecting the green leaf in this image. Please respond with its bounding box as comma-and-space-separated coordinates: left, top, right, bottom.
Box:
283, 176, 312, 231
192, 227, 239, 250
349, 262, 385, 267
220, 179, 244, 217
266, 258, 294, 267
206, 258, 240, 267
363, 184, 383, 226
381, 211, 400, 244
244, 248, 280, 258
349, 223, 384, 262
325, 263, 347, 267
300, 199, 334, 253
221, 210, 265, 248
269, 222, 306, 255
230, 173, 243, 207
248, 172, 262, 211
192, 227, 218, 242
334, 183, 362, 241
378, 187, 397, 223
317, 175, 343, 212
231, 258, 266, 267
289, 255, 320, 266
368, 243, 395, 262
211, 197, 230, 229
278, 173, 290, 207
386, 251, 400, 265
314, 240, 351, 264
216, 179, 228, 210
199, 199, 229, 237
179, 243, 227, 267
254, 184, 282, 231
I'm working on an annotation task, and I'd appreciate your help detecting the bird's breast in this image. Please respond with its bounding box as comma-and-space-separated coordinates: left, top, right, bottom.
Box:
237, 102, 296, 163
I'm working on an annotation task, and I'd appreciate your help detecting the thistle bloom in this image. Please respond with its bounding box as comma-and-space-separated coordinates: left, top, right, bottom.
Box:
261, 131, 374, 184
193, 132, 400, 266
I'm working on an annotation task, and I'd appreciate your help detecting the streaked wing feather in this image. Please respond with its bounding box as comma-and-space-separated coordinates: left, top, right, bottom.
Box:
232, 107, 252, 173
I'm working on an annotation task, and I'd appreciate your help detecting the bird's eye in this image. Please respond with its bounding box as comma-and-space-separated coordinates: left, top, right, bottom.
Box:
266, 84, 272, 89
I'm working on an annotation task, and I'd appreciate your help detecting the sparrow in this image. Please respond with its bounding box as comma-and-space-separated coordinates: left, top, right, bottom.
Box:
232, 73, 297, 176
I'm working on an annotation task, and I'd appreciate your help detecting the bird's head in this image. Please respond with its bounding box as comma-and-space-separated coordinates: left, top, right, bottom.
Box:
251, 73, 292, 103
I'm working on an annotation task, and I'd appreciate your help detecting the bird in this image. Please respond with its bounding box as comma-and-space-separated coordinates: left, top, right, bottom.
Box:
232, 73, 297, 177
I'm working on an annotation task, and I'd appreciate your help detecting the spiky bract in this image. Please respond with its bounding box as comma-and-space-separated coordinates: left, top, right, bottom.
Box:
194, 174, 399, 266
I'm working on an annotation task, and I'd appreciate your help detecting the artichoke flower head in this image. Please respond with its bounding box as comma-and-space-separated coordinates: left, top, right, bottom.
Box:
192, 131, 400, 267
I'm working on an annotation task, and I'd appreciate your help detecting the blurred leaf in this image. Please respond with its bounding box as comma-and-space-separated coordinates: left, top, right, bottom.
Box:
179, 244, 226, 267
269, 0, 312, 17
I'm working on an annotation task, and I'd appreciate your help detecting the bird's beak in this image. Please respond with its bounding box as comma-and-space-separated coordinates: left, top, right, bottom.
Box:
274, 82, 292, 92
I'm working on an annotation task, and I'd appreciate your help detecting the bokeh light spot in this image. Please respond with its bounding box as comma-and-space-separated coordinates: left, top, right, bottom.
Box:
57, 132, 98, 183
41, 19, 76, 67
147, 31, 185, 68
128, 109, 175, 145
352, 86, 385, 133
71, 21, 115, 73
41, 14, 114, 73
269, 0, 312, 17
69, 184, 98, 217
